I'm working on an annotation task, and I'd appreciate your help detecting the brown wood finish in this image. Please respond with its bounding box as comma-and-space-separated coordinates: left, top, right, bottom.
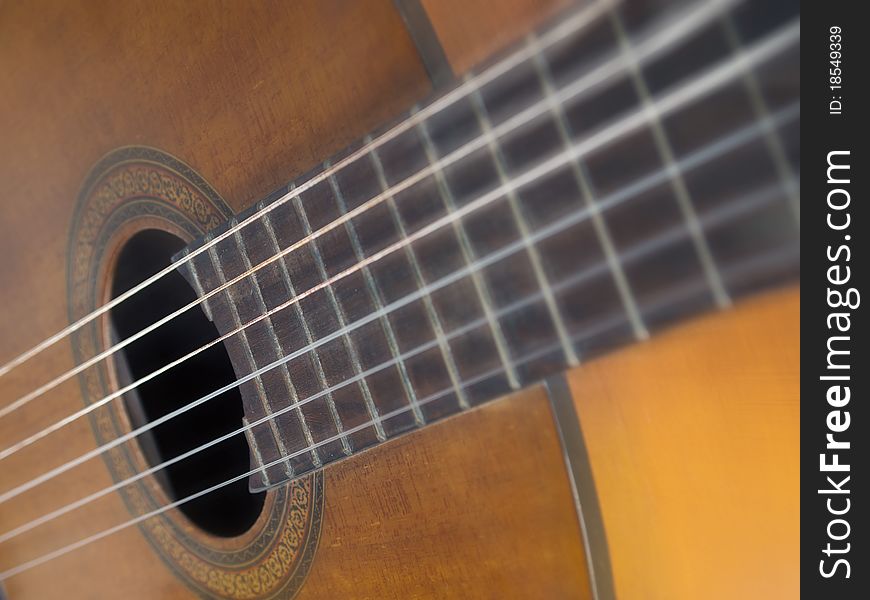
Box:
1, 384, 592, 598
0, 0, 798, 598
571, 286, 799, 600
297, 386, 592, 600
422, 0, 573, 74
0, 0, 593, 597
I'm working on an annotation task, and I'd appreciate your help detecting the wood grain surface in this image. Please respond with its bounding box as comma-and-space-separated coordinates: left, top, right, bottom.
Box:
571, 285, 800, 600
0, 0, 798, 598
0, 1, 592, 598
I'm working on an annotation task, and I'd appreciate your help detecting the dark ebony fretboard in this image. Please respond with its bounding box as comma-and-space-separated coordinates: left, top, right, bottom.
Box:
176, 0, 800, 491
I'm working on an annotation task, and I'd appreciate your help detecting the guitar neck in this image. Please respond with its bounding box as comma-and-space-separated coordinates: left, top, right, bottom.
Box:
174, 0, 799, 491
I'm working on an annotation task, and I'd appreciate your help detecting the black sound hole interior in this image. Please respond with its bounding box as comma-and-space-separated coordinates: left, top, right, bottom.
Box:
110, 229, 264, 537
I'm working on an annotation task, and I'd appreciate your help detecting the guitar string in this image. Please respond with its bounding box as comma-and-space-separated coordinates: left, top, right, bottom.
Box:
0, 170, 798, 548
0, 2, 800, 584
0, 31, 799, 509
0, 237, 800, 582
0, 97, 800, 513
0, 90, 796, 542
0, 16, 799, 470
0, 0, 739, 421
0, 0, 620, 381
0, 0, 740, 408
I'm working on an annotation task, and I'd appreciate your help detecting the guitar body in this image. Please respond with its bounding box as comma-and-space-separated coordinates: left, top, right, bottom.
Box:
0, 1, 798, 598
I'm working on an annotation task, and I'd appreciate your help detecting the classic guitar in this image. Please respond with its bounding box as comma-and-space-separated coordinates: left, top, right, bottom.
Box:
0, 0, 799, 598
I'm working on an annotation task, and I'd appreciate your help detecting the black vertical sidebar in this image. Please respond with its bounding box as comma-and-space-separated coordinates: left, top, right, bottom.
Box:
802, 1, 868, 597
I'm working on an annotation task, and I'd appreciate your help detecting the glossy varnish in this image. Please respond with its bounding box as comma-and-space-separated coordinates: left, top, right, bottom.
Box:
0, 0, 593, 597
0, 0, 798, 598
170, 0, 798, 494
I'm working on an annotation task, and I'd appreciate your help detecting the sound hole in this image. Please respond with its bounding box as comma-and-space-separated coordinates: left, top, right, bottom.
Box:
110, 230, 265, 537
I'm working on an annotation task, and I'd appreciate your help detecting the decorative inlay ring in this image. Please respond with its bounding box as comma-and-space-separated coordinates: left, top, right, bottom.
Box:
66, 146, 322, 599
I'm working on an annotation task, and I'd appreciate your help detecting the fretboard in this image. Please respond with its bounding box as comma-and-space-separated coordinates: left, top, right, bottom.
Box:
175, 0, 800, 491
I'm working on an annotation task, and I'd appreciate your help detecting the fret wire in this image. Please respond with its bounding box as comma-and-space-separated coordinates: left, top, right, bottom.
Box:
0, 218, 676, 545
0, 285, 606, 581
241, 418, 270, 483
0, 26, 800, 479
0, 33, 800, 478
1, 12, 801, 484
260, 211, 330, 468
0, 0, 764, 414
326, 161, 425, 426
368, 141, 472, 409
0, 0, 753, 426
0, 0, 619, 384
5, 171, 794, 547
188, 252, 274, 484
0, 105, 800, 512
529, 33, 649, 341
0, 221, 800, 582
180, 250, 212, 320
292, 193, 386, 445
720, 13, 800, 224
229, 178, 794, 490
233, 226, 321, 469
227, 229, 303, 477
610, 8, 732, 309
233, 103, 795, 488
410, 120, 521, 391
2, 311, 582, 581
204, 244, 291, 481
469, 81, 581, 366
188, 251, 281, 483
